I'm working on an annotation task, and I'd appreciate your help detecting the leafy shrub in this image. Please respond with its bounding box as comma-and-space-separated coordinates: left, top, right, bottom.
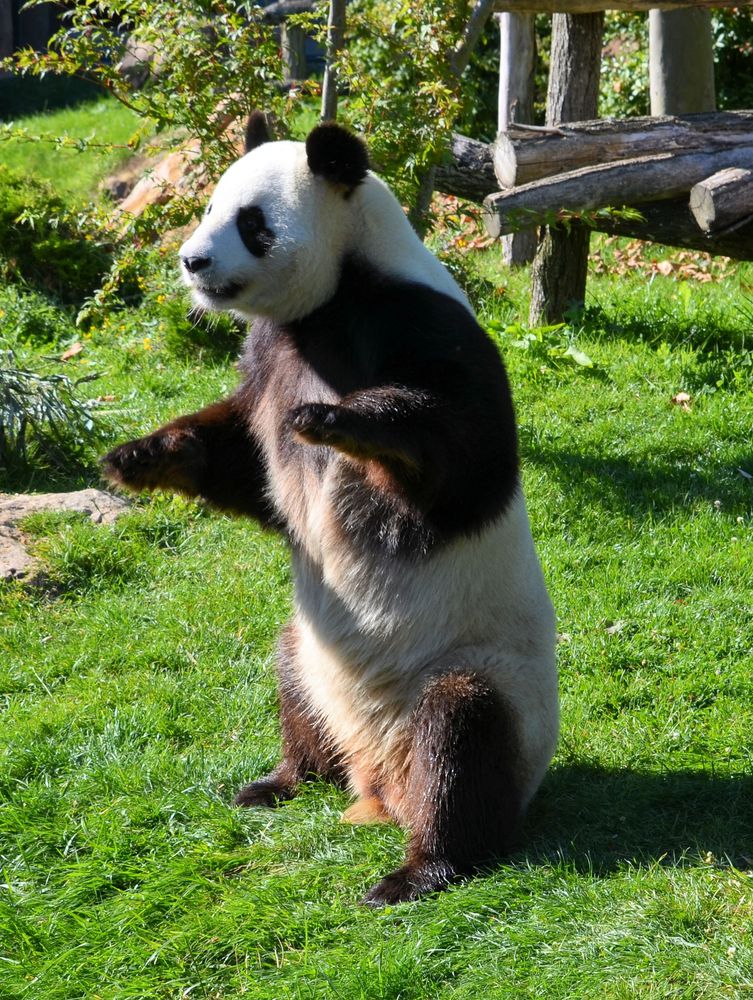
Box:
0, 285, 74, 345
713, 11, 753, 110
0, 165, 111, 304
600, 13, 649, 118
0, 351, 101, 474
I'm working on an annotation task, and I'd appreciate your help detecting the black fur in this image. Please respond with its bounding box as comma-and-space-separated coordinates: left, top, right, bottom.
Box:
244, 110, 271, 153
236, 205, 275, 258
305, 124, 369, 189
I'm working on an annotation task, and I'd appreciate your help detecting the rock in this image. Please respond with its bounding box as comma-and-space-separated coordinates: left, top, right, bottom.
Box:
0, 489, 131, 582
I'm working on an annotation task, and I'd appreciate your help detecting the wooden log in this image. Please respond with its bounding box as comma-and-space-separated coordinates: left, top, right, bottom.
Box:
261, 0, 315, 24
649, 9, 715, 116
484, 145, 753, 237
689, 168, 753, 233
496, 12, 537, 265
493, 0, 752, 11
529, 11, 603, 326
493, 112, 753, 188
435, 134, 497, 204
593, 196, 753, 260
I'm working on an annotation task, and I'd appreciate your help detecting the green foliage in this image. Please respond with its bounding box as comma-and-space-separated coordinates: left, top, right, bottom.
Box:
330, 0, 471, 206
0, 351, 102, 474
0, 284, 73, 345
713, 10, 753, 110
491, 320, 596, 373
599, 13, 649, 119
6, 0, 287, 181
0, 164, 111, 304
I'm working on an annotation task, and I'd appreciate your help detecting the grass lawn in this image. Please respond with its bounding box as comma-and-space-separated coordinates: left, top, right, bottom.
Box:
1, 93, 753, 999
1, 77, 143, 202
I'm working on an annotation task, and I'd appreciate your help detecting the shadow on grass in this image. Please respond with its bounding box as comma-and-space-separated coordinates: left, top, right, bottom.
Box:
581, 302, 752, 353
0, 76, 103, 121
524, 444, 753, 518
522, 761, 753, 875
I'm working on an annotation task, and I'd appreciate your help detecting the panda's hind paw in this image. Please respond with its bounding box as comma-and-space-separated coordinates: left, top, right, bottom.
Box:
361, 860, 456, 907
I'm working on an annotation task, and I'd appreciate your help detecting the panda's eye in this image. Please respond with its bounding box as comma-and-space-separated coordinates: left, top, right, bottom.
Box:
237, 205, 275, 258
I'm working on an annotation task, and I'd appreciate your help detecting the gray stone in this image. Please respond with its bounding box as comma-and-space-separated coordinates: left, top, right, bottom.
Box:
0, 489, 131, 581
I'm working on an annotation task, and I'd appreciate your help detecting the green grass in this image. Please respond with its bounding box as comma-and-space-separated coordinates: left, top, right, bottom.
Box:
0, 79, 142, 201
1, 96, 753, 995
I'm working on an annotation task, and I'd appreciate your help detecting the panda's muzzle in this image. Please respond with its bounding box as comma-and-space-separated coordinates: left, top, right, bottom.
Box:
181, 254, 243, 301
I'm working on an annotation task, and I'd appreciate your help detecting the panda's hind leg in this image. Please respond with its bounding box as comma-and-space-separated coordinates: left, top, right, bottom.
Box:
363, 671, 523, 906
234, 622, 345, 807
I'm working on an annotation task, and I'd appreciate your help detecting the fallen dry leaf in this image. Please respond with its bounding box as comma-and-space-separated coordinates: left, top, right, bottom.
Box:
60, 341, 84, 362
671, 391, 692, 412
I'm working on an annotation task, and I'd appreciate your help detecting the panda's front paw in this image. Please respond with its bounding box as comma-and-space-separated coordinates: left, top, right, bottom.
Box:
101, 430, 204, 495
289, 403, 342, 446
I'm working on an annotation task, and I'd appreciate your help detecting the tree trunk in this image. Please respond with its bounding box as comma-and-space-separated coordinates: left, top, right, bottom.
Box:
689, 168, 753, 234
493, 111, 753, 188
649, 9, 715, 116
484, 145, 753, 236
529, 12, 603, 326
496, 12, 537, 266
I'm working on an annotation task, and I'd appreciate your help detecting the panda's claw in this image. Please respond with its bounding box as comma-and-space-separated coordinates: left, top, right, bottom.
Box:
289, 403, 343, 445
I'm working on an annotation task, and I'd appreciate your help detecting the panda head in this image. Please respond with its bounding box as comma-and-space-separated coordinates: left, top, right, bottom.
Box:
179, 113, 370, 324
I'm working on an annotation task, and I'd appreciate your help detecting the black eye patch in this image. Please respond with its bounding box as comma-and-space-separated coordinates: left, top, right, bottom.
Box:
236, 205, 275, 258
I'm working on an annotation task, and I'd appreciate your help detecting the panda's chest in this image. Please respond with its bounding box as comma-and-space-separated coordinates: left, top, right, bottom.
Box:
250, 347, 342, 554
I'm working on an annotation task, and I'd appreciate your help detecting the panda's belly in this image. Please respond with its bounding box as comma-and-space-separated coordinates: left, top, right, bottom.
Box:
290, 492, 558, 802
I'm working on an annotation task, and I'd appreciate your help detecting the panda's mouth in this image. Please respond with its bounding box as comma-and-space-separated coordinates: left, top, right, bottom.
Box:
196, 280, 244, 301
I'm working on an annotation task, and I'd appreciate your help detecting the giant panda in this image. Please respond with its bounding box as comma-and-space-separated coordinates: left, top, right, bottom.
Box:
103, 113, 558, 906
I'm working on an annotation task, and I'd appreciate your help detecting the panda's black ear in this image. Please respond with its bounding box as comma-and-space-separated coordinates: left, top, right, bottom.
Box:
244, 111, 271, 153
305, 123, 369, 188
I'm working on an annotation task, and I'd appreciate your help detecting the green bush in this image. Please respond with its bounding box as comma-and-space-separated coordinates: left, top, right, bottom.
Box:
0, 350, 101, 476
0, 165, 111, 304
0, 284, 74, 345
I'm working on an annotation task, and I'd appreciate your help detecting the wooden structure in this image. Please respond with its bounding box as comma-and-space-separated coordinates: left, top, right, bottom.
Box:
477, 1, 753, 323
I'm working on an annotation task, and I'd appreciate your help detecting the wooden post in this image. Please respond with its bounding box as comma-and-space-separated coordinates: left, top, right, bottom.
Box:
320, 0, 346, 122
649, 9, 716, 116
496, 12, 537, 266
281, 23, 307, 82
529, 12, 603, 326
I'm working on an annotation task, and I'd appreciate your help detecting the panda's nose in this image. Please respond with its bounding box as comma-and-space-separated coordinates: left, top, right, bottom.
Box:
182, 255, 212, 274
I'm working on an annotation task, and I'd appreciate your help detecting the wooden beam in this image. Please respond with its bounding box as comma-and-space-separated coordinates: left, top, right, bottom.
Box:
493, 0, 751, 11
484, 145, 753, 236
435, 134, 498, 203
593, 196, 753, 259
689, 168, 753, 233
493, 112, 753, 188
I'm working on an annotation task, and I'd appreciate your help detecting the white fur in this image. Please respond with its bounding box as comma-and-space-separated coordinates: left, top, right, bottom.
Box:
180, 141, 470, 323
290, 489, 558, 817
